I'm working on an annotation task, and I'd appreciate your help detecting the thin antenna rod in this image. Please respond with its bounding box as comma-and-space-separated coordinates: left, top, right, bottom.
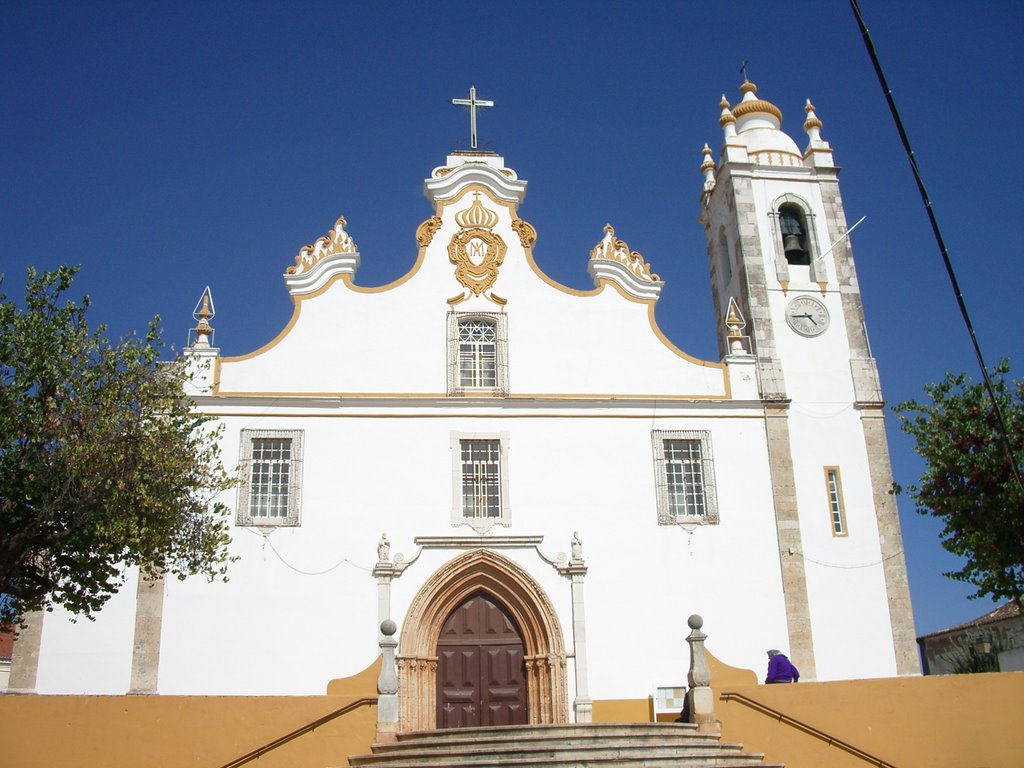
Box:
816, 215, 866, 261
849, 0, 1024, 495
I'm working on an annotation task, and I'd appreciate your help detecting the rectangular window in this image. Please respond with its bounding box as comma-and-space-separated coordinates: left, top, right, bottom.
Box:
237, 429, 303, 526
448, 312, 508, 396
451, 432, 511, 532
461, 439, 501, 518
652, 430, 718, 525
824, 466, 848, 536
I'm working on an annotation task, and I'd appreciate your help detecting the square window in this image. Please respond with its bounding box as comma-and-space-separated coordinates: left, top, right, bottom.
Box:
237, 429, 303, 526
451, 432, 511, 532
652, 430, 718, 525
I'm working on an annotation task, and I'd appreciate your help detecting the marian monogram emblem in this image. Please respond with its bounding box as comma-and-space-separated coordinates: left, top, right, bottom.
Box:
447, 193, 507, 306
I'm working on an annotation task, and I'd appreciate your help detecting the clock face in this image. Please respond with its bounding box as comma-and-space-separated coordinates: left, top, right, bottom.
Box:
785, 296, 830, 337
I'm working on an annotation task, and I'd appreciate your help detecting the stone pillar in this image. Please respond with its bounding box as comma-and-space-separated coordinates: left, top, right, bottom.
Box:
373, 535, 395, 642
376, 619, 399, 744
7, 610, 44, 694
763, 402, 817, 679
685, 614, 719, 735
566, 532, 591, 722
859, 405, 920, 674
129, 569, 165, 694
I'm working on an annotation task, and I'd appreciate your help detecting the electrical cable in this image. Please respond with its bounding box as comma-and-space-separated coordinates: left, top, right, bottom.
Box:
245, 527, 373, 575
849, 0, 1024, 496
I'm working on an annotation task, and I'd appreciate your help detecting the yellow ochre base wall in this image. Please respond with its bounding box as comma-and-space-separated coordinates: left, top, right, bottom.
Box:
591, 652, 1024, 768
0, 658, 381, 768
3, 653, 1024, 768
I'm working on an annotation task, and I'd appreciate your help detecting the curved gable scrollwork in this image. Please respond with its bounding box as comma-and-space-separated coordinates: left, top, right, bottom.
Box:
287, 216, 358, 276
587, 223, 664, 301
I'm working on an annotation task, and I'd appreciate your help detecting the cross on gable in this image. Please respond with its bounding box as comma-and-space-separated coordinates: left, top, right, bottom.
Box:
451, 84, 494, 150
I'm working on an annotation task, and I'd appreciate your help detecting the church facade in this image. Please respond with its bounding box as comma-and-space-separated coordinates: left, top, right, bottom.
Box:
13, 81, 919, 728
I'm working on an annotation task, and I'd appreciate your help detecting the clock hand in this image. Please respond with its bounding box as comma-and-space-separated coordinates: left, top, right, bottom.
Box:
793, 312, 818, 325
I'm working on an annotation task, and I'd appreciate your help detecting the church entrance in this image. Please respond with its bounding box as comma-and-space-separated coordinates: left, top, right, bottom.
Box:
397, 549, 568, 732
436, 591, 528, 728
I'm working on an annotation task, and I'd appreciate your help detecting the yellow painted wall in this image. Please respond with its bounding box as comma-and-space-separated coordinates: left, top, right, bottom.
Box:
0, 658, 381, 768
593, 652, 1024, 768
3, 654, 1023, 768
716, 672, 1024, 768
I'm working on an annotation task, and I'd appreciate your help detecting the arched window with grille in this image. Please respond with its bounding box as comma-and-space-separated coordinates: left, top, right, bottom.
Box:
447, 312, 508, 395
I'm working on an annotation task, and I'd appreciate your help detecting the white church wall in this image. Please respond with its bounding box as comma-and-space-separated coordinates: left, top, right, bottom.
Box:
34, 566, 138, 694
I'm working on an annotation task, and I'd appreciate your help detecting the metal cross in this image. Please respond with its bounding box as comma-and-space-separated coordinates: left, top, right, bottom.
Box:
739, 60, 749, 82
451, 84, 494, 150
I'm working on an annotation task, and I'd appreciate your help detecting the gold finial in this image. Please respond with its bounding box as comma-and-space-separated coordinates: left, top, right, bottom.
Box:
803, 98, 823, 132
719, 94, 736, 127
191, 287, 215, 348
731, 79, 783, 123
700, 143, 715, 173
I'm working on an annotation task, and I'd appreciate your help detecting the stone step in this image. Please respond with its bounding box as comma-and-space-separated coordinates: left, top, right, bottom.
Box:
352, 746, 760, 766
350, 758, 781, 768
348, 723, 784, 768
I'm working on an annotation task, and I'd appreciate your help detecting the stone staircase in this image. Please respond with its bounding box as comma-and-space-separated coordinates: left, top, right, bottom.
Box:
347, 722, 784, 767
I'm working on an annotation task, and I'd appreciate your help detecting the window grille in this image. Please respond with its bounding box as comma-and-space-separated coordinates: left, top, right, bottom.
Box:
451, 431, 511, 532
447, 312, 508, 396
652, 430, 719, 525
237, 429, 303, 526
461, 439, 501, 518
459, 319, 498, 388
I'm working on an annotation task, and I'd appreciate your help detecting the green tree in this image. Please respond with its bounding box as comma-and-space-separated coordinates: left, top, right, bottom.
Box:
894, 361, 1023, 605
0, 265, 234, 627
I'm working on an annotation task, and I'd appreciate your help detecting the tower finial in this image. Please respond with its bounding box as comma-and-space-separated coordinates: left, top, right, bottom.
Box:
191, 286, 215, 348
803, 98, 824, 142
719, 94, 737, 139
700, 143, 716, 189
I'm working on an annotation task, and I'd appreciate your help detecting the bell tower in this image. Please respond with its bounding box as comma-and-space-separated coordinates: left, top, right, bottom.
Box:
698, 81, 919, 677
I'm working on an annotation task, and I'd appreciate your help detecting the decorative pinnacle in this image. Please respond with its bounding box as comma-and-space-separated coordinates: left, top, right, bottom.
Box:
731, 79, 783, 124
700, 143, 716, 192
803, 98, 823, 140
191, 287, 215, 348
718, 94, 736, 128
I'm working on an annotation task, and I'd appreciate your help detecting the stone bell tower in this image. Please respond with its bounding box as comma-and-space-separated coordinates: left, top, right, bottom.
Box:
698, 80, 919, 678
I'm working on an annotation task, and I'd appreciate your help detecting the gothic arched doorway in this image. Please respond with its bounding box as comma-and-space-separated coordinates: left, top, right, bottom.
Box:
436, 591, 528, 728
397, 549, 568, 732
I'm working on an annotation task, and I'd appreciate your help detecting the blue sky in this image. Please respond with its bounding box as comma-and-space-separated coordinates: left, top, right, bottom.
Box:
3, 1, 1021, 639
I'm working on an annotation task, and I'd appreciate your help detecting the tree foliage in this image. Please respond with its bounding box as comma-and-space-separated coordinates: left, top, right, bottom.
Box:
894, 360, 1023, 604
0, 266, 234, 627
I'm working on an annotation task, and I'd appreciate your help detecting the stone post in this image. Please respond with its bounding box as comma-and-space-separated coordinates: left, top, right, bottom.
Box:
685, 614, 719, 734
7, 610, 44, 694
376, 619, 399, 744
567, 532, 592, 722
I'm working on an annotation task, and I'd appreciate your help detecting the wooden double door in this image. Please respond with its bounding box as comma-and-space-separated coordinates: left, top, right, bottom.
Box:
436, 591, 528, 729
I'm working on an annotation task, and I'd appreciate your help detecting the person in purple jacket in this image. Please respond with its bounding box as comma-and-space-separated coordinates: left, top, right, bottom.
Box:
765, 649, 800, 683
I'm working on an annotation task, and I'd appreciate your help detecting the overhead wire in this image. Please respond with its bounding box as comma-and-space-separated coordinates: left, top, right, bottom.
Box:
849, 0, 1024, 496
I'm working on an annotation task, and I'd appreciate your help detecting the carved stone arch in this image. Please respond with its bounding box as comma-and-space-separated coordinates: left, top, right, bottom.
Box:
397, 549, 568, 732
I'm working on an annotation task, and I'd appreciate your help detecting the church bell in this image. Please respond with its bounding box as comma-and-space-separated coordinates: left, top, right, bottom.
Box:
783, 234, 807, 261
